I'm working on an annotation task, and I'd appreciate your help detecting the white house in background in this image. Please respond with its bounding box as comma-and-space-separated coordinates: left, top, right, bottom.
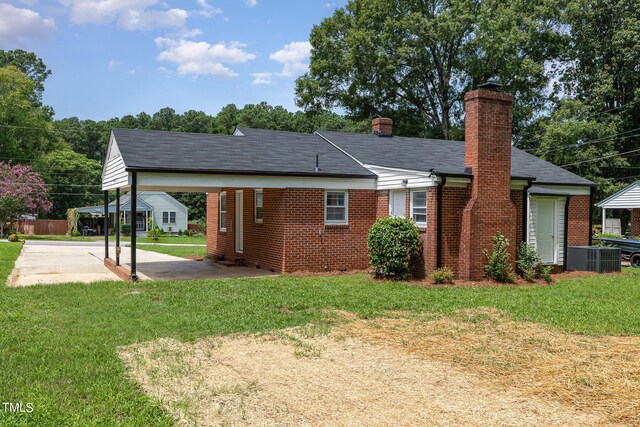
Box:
78, 191, 188, 234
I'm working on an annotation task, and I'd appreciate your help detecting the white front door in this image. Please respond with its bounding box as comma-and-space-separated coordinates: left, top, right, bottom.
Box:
536, 199, 556, 264
235, 190, 243, 253
389, 190, 406, 218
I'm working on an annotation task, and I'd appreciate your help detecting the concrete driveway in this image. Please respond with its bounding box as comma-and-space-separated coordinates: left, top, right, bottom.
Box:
8, 240, 275, 286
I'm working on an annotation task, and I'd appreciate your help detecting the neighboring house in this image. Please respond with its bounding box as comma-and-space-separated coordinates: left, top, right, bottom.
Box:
101, 86, 593, 280
596, 181, 640, 236
78, 191, 188, 234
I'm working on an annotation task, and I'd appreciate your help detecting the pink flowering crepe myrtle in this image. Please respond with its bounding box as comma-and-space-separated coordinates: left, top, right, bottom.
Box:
0, 161, 52, 235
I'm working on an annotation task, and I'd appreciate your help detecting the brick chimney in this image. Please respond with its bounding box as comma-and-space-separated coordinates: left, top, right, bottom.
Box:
372, 117, 393, 137
458, 84, 518, 280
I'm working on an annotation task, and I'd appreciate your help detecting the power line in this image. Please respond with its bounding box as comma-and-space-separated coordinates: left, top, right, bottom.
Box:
560, 148, 640, 168
524, 127, 640, 154
0, 181, 101, 187
581, 99, 640, 120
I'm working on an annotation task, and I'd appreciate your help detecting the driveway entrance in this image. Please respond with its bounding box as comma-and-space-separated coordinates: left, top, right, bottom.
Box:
8, 241, 275, 286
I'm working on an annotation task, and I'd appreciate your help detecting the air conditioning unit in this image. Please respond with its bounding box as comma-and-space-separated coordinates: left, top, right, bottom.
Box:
567, 246, 621, 273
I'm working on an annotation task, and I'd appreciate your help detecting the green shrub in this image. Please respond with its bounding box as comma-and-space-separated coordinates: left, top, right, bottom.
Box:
177, 229, 183, 236
197, 218, 207, 235
516, 243, 552, 283
483, 231, 516, 283
8, 233, 20, 242
120, 224, 131, 236
430, 267, 454, 284
147, 226, 163, 241
367, 217, 422, 280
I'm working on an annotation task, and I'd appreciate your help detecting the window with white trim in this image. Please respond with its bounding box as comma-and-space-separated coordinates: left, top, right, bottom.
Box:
255, 189, 263, 223
411, 190, 427, 226
219, 192, 227, 231
325, 191, 348, 224
162, 211, 176, 224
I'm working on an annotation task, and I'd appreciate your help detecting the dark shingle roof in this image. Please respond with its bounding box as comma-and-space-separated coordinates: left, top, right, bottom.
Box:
317, 131, 594, 186
111, 128, 375, 178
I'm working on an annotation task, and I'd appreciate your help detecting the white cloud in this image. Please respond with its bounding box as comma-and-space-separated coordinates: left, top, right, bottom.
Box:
269, 41, 311, 77
118, 7, 188, 30
62, 0, 190, 30
195, 0, 222, 17
107, 59, 121, 70
0, 4, 55, 47
156, 38, 255, 78
245, 0, 258, 7
252, 72, 272, 85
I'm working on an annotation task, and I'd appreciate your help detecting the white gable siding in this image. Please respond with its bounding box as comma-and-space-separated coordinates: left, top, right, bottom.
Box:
364, 165, 436, 190
599, 183, 640, 208
102, 137, 129, 190
528, 196, 566, 265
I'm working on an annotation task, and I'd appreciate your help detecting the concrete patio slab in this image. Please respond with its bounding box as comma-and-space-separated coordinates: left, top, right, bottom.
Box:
8, 240, 276, 286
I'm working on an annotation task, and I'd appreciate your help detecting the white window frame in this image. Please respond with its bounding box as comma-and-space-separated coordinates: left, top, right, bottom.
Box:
324, 190, 348, 225
219, 191, 227, 232
162, 211, 176, 224
410, 189, 427, 227
254, 189, 263, 224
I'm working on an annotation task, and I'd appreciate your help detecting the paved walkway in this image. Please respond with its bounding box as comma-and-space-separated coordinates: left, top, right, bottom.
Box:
8, 241, 275, 286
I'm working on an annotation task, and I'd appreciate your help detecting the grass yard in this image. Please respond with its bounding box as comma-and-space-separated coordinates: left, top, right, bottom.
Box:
1, 240, 639, 425
113, 235, 206, 245
0, 242, 22, 283
19, 234, 96, 242
136, 244, 207, 258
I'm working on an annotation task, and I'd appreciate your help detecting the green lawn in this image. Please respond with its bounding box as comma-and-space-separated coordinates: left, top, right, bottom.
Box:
0, 242, 22, 283
19, 234, 206, 245
1, 240, 639, 425
20, 234, 96, 242
112, 235, 206, 244
137, 244, 207, 258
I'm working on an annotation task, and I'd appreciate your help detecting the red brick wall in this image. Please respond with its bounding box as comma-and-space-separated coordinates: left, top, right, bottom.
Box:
511, 190, 524, 246
567, 195, 591, 246
439, 187, 471, 276
632, 209, 640, 237
283, 189, 377, 272
207, 188, 377, 273
206, 188, 286, 272
459, 89, 517, 280
376, 190, 389, 219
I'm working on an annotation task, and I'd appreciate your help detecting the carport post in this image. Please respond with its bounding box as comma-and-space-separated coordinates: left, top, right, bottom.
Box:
115, 188, 120, 266
602, 207, 606, 234
130, 172, 138, 281
103, 190, 109, 260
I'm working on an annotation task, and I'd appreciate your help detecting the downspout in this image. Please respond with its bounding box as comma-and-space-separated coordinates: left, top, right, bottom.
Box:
589, 186, 595, 246
523, 179, 534, 244
436, 175, 447, 269
563, 196, 571, 271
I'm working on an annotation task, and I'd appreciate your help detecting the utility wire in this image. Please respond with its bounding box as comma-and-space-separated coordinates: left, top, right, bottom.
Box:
560, 148, 640, 168
524, 128, 640, 154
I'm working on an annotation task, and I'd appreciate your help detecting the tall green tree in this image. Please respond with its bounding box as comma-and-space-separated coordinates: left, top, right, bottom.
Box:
0, 49, 51, 101
296, 0, 565, 139
34, 149, 102, 219
0, 66, 58, 162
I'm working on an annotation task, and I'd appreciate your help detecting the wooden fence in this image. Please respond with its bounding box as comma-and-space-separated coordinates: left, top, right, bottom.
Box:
17, 219, 68, 235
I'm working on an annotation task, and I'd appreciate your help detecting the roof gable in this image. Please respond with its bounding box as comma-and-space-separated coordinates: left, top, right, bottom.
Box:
596, 181, 640, 208
317, 131, 594, 187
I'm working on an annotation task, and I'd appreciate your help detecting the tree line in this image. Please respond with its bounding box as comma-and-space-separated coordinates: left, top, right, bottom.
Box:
1, 0, 639, 222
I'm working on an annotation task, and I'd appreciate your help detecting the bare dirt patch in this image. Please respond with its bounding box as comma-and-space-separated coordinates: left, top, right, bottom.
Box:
118, 310, 640, 426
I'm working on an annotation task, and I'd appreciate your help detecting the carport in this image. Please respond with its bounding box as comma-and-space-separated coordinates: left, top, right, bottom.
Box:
596, 181, 640, 236
101, 128, 376, 281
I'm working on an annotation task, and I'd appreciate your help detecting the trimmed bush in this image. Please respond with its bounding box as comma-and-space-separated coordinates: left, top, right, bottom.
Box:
483, 231, 516, 283
367, 216, 422, 280
8, 233, 19, 242
517, 243, 552, 283
146, 226, 163, 241
120, 224, 131, 236
430, 267, 454, 284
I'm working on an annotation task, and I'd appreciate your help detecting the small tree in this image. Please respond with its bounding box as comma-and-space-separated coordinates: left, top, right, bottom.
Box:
0, 162, 51, 236
367, 217, 422, 280
66, 208, 79, 236
483, 231, 516, 283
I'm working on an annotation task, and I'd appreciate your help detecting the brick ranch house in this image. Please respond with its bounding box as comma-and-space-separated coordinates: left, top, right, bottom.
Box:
102, 86, 594, 280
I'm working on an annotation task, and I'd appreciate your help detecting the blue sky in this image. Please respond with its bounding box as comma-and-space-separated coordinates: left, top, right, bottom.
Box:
0, 0, 346, 120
